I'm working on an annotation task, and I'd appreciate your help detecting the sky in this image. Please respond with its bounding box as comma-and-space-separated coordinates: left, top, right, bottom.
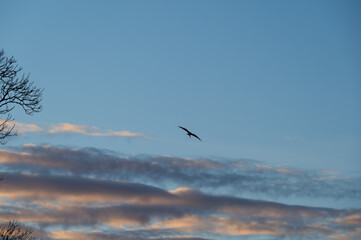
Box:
0, 0, 360, 239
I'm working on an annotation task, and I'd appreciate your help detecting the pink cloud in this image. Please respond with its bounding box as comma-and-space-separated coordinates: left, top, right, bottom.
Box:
1, 121, 150, 138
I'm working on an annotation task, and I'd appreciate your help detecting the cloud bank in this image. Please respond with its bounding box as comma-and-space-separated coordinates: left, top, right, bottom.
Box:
0, 145, 360, 240
1, 145, 360, 200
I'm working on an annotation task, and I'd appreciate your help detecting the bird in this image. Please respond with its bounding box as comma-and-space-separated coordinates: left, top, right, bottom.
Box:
178, 126, 201, 141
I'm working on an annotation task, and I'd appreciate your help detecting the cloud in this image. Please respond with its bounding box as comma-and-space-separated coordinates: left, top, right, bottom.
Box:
0, 172, 360, 239
1, 145, 360, 200
47, 123, 149, 138
151, 215, 285, 236
9, 121, 150, 138
0, 172, 176, 205
1, 144, 360, 239
328, 233, 355, 240
13, 122, 43, 133
2, 172, 348, 219
0, 119, 43, 135
47, 123, 99, 134
48, 230, 210, 240
335, 215, 361, 225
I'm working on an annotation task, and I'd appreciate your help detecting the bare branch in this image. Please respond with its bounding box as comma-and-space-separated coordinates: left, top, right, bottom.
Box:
0, 221, 38, 240
0, 49, 43, 143
0, 115, 17, 145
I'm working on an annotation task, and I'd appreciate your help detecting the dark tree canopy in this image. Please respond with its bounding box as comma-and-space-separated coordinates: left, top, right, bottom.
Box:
0, 221, 38, 240
0, 49, 43, 144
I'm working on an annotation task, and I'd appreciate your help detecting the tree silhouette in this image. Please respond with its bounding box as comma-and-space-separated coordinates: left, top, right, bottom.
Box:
0, 221, 38, 240
0, 49, 43, 144
0, 51, 43, 240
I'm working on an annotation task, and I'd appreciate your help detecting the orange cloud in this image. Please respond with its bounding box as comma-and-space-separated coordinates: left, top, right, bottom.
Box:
14, 122, 43, 133
50, 231, 85, 240
328, 233, 355, 240
0, 119, 43, 135
152, 215, 283, 236
47, 123, 150, 138
0, 120, 150, 138
334, 215, 361, 225
47, 123, 99, 134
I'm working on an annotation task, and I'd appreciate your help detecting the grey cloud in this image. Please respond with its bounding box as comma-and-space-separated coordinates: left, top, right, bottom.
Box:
1, 172, 358, 223
1, 203, 359, 240
2, 145, 361, 200
1, 144, 360, 239
1, 170, 360, 240
0, 172, 176, 204
46, 229, 212, 240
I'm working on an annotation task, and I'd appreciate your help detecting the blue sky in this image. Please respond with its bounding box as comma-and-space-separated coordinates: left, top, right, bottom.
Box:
0, 1, 360, 240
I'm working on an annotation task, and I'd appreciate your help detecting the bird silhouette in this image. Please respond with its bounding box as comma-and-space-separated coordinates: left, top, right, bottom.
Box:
178, 126, 201, 141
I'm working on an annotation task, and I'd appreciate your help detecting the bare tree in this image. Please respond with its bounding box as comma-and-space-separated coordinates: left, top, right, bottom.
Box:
0, 221, 38, 240
0, 52, 44, 239
0, 49, 43, 144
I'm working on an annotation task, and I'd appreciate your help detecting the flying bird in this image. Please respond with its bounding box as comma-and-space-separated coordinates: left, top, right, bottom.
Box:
178, 126, 201, 141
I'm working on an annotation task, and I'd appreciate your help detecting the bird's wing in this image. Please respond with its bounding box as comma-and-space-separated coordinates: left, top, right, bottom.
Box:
191, 133, 201, 141
178, 126, 189, 132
